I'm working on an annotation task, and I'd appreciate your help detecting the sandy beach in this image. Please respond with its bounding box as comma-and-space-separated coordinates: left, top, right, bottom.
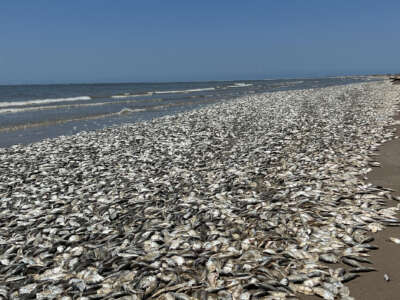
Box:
1, 81, 400, 299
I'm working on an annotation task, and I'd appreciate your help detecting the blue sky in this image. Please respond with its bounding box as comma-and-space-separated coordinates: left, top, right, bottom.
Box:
1, 1, 399, 84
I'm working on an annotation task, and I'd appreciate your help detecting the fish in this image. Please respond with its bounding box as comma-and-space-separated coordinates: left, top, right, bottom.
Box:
389, 237, 400, 244
0, 81, 397, 299
342, 257, 363, 268
319, 254, 338, 264
341, 273, 360, 283
349, 267, 376, 273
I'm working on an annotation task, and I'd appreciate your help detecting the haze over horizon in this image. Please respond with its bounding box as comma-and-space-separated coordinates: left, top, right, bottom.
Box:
1, 1, 399, 85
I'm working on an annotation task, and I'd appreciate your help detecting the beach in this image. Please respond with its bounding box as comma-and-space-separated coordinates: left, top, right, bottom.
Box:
1, 80, 400, 299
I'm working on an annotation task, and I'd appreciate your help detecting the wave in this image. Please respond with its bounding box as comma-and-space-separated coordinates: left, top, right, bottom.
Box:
286, 81, 304, 85
0, 99, 154, 114
0, 96, 92, 108
0, 97, 220, 133
111, 87, 216, 98
0, 109, 144, 132
112, 92, 153, 99
184, 87, 216, 92
0, 84, 243, 109
0, 105, 166, 133
226, 83, 253, 88
154, 87, 215, 94
117, 108, 146, 115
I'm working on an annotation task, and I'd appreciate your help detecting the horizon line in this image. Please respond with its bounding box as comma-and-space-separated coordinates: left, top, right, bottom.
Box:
0, 72, 390, 87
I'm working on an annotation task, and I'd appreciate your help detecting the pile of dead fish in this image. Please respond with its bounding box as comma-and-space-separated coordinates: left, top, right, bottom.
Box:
1, 81, 400, 300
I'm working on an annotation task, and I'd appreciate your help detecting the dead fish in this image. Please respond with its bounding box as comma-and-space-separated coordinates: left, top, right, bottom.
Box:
353, 230, 374, 244
287, 274, 308, 283
349, 267, 376, 273
341, 273, 360, 283
138, 275, 158, 295
389, 237, 400, 244
392, 195, 400, 201
289, 284, 314, 296
319, 253, 338, 264
303, 277, 321, 288
341, 234, 357, 246
359, 244, 379, 250
19, 283, 37, 296
342, 257, 362, 268
0, 81, 397, 299
343, 255, 372, 264
313, 287, 334, 300
367, 222, 384, 233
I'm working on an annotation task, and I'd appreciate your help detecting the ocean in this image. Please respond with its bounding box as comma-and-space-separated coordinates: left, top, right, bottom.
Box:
0, 76, 377, 148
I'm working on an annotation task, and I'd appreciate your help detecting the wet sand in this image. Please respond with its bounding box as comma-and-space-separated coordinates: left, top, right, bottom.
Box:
303, 94, 400, 299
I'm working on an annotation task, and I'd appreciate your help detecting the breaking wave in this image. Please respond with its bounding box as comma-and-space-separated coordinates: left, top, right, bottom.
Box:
0, 96, 92, 108
226, 83, 254, 88
117, 108, 146, 115
154, 87, 215, 94
0, 99, 146, 114
111, 92, 153, 99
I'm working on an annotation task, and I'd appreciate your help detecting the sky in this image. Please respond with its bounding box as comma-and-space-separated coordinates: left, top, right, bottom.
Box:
1, 1, 399, 84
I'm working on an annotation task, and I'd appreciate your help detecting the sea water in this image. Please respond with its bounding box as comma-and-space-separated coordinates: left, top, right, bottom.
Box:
0, 76, 376, 148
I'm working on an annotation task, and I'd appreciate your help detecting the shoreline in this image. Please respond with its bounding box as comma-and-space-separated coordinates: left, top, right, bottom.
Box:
0, 81, 399, 299
347, 111, 400, 299
0, 77, 376, 149
302, 84, 400, 300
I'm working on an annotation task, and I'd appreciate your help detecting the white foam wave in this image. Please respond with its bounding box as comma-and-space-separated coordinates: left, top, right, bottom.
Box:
112, 92, 153, 99
0, 108, 25, 114
154, 90, 184, 94
0, 96, 92, 108
0, 99, 142, 114
184, 88, 215, 92
112, 95, 134, 99
227, 83, 253, 88
117, 108, 146, 115
286, 81, 304, 85
154, 87, 215, 94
